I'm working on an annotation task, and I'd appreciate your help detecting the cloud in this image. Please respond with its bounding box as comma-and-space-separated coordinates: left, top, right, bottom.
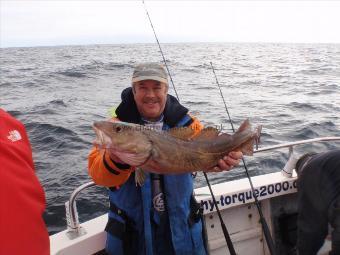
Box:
1, 1, 340, 47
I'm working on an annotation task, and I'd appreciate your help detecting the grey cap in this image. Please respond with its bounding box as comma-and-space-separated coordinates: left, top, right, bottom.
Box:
132, 63, 168, 84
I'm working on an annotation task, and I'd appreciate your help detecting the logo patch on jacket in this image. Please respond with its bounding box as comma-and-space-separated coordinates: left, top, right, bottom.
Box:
153, 193, 165, 212
7, 130, 22, 142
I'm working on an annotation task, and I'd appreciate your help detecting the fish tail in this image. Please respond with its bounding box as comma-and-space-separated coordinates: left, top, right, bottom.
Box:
240, 137, 255, 156
235, 120, 262, 156
235, 118, 251, 133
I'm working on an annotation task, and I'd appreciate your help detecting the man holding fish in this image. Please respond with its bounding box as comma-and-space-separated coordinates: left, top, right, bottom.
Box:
88, 63, 259, 255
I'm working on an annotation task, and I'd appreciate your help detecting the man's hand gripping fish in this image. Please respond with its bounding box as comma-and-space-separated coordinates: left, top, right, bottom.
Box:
93, 119, 261, 186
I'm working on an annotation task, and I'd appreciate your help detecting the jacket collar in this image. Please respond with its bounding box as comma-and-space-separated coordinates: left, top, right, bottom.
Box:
115, 87, 188, 128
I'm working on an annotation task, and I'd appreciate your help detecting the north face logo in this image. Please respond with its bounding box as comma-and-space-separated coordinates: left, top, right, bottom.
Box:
7, 130, 22, 142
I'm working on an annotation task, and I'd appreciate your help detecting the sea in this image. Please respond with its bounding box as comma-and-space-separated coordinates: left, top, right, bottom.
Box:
1, 42, 339, 234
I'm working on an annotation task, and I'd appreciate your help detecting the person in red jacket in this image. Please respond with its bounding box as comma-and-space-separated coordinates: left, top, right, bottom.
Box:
0, 109, 50, 255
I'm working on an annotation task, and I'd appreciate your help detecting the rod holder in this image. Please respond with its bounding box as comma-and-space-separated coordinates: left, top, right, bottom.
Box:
281, 146, 298, 178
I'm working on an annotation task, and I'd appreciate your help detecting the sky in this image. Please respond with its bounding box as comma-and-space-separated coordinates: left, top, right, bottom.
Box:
1, 1, 340, 48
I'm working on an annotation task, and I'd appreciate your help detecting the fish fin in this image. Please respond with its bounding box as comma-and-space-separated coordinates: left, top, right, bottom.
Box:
168, 127, 195, 140
135, 168, 147, 186
193, 127, 220, 141
236, 119, 251, 133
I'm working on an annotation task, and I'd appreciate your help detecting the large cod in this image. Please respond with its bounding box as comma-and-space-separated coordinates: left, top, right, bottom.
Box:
93, 119, 261, 184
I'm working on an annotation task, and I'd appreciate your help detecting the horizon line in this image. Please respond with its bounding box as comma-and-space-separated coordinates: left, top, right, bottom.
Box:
2, 40, 340, 49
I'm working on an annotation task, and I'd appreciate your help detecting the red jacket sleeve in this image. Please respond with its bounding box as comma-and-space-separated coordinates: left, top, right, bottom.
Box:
0, 109, 50, 255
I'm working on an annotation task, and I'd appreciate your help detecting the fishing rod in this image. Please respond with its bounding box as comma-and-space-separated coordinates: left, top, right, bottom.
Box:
210, 62, 276, 255
142, 0, 179, 100
142, 1, 236, 255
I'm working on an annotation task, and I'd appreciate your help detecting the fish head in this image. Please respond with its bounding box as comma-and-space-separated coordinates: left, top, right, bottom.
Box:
93, 121, 153, 166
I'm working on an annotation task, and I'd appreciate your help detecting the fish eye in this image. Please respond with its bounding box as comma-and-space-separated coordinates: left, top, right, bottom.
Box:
115, 126, 122, 133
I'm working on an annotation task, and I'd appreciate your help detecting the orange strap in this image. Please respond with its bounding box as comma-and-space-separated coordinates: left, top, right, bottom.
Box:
88, 147, 133, 187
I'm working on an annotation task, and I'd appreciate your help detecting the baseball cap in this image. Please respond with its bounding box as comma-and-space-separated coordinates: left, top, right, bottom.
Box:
132, 63, 168, 84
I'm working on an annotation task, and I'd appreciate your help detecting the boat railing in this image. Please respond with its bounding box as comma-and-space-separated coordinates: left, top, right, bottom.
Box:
64, 136, 340, 240
65, 181, 97, 239
254, 136, 340, 153
254, 136, 340, 177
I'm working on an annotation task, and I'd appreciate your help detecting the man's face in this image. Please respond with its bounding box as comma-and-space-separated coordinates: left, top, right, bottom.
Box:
133, 80, 168, 121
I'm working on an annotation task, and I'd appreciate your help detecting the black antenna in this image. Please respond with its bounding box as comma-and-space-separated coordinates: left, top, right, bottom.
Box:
210, 62, 276, 255
142, 1, 236, 254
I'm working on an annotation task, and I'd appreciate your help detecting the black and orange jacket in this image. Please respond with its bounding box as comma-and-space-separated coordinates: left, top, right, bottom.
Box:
88, 87, 203, 187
